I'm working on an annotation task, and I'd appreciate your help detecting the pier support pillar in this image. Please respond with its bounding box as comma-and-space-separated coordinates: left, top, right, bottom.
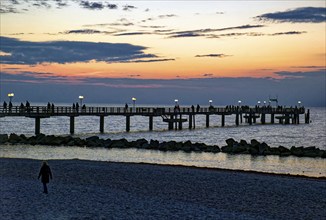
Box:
178, 115, 183, 130
253, 115, 256, 124
261, 113, 266, 124
35, 117, 41, 135
168, 115, 174, 130
149, 116, 153, 131
221, 114, 225, 127
206, 114, 210, 128
126, 115, 130, 132
189, 114, 193, 129
70, 116, 75, 134
297, 114, 300, 124
305, 109, 310, 124
271, 113, 274, 124
248, 112, 252, 125
240, 113, 243, 123
285, 114, 290, 124
235, 113, 239, 126
99, 115, 104, 133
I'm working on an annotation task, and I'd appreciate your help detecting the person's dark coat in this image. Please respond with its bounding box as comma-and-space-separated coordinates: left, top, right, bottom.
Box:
38, 163, 52, 183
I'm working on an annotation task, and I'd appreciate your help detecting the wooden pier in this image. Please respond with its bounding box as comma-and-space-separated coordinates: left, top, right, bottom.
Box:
0, 105, 309, 135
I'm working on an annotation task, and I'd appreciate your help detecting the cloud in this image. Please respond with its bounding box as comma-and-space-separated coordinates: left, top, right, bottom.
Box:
123, 5, 137, 11
256, 7, 326, 23
62, 29, 116, 35
195, 54, 231, 58
80, 1, 104, 10
158, 14, 177, 19
208, 31, 305, 38
0, 36, 157, 64
107, 3, 118, 9
141, 14, 177, 23
32, 0, 52, 8
202, 73, 214, 77
168, 32, 205, 38
291, 66, 326, 69
125, 58, 175, 63
168, 24, 265, 38
270, 31, 307, 36
114, 32, 152, 36
275, 70, 326, 78
215, 24, 265, 32
0, 5, 19, 13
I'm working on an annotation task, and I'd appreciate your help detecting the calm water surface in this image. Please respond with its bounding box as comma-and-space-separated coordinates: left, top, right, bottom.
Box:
1, 105, 325, 177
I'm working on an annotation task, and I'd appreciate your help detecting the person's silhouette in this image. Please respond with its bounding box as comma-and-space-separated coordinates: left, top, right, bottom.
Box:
38, 161, 53, 194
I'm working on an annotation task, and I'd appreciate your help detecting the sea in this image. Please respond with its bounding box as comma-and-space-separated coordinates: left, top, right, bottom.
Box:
1, 103, 325, 177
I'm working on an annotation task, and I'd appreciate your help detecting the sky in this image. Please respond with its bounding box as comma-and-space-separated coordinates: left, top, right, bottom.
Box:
0, 0, 325, 106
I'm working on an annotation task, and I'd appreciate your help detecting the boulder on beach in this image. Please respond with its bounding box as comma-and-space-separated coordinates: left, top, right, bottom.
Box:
278, 146, 291, 156
225, 138, 236, 147
8, 133, 22, 144
0, 134, 8, 144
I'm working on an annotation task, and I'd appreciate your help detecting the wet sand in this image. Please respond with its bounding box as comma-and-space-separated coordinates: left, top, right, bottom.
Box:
1, 158, 325, 219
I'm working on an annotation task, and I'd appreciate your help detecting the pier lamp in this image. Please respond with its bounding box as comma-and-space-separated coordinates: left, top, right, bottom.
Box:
298, 101, 301, 107
132, 97, 136, 108
209, 100, 213, 106
257, 101, 261, 106
8, 93, 14, 102
174, 99, 179, 105
238, 100, 241, 106
263, 101, 266, 106
79, 96, 84, 106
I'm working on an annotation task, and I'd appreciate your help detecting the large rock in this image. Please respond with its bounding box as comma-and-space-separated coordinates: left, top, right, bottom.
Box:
110, 139, 130, 148
258, 142, 270, 155
0, 134, 8, 144
221, 145, 233, 153
225, 138, 236, 147
250, 139, 260, 148
239, 139, 248, 146
290, 146, 304, 157
135, 138, 148, 148
278, 146, 291, 156
149, 139, 159, 149
9, 133, 23, 144
205, 145, 220, 153
232, 144, 248, 154
302, 146, 320, 158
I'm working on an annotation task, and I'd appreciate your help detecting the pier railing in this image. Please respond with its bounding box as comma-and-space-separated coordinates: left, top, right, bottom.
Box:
0, 105, 305, 117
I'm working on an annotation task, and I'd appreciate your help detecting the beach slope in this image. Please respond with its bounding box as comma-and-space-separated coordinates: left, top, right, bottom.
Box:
1, 158, 325, 219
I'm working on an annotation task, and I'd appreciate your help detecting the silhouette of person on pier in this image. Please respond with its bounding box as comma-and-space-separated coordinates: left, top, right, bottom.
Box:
196, 104, 200, 113
3, 101, 7, 112
125, 103, 128, 112
38, 161, 52, 194
9, 101, 13, 112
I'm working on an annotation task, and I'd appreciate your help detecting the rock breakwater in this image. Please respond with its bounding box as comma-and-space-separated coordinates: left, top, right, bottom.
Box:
0, 133, 325, 158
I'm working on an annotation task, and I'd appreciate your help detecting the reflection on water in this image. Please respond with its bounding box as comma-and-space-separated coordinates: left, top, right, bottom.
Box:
1, 144, 325, 178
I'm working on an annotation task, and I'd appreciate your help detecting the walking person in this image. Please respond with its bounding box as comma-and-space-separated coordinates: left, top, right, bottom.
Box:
38, 161, 53, 194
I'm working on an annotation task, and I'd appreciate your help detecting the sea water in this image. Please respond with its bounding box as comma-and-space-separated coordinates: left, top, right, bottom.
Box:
1, 104, 325, 177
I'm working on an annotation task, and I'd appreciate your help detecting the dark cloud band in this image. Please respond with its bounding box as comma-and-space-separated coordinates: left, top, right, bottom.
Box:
256, 7, 326, 23
0, 37, 156, 64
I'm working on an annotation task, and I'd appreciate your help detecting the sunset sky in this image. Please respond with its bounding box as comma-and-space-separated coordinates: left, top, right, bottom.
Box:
1, 0, 325, 106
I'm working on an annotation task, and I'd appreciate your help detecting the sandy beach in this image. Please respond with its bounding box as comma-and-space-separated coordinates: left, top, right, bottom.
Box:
1, 158, 325, 220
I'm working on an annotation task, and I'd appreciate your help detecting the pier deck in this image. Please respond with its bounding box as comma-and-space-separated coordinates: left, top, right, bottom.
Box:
0, 105, 309, 134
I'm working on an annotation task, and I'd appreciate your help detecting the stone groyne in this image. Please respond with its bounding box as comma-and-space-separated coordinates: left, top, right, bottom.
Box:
0, 133, 325, 158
